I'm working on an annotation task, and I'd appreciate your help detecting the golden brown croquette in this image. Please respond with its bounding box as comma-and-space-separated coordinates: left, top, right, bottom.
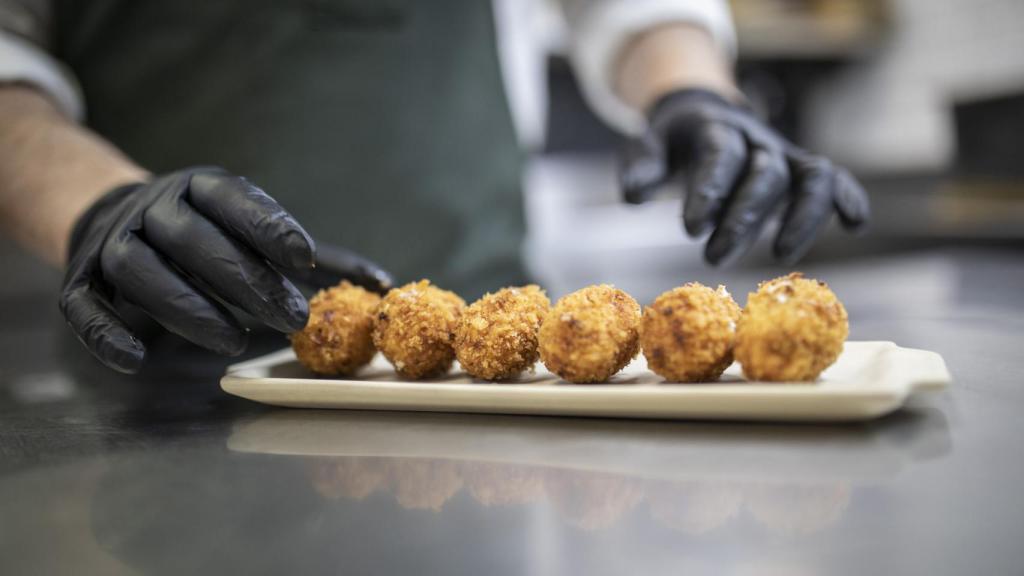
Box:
290, 281, 381, 376
640, 283, 741, 382
734, 273, 848, 382
454, 285, 550, 380
372, 280, 465, 379
538, 285, 641, 383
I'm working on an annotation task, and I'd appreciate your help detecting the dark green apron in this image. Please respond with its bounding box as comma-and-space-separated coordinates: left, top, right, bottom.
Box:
52, 0, 528, 301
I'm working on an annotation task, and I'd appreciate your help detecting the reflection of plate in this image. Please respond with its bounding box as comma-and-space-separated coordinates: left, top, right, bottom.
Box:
222, 342, 949, 422
227, 405, 951, 483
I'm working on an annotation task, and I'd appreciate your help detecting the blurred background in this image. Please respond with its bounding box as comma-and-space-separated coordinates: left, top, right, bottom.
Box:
522, 0, 1024, 303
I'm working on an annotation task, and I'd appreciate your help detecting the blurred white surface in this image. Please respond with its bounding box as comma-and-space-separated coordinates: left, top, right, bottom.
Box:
522, 153, 706, 302
806, 0, 1024, 173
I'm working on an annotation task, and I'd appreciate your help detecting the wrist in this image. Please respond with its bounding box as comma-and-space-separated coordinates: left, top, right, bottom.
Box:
615, 23, 741, 115
648, 87, 745, 122
57, 167, 149, 265
0, 84, 149, 266
66, 182, 142, 260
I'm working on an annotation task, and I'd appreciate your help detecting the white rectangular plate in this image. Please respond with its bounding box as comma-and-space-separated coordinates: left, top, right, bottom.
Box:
221, 341, 949, 422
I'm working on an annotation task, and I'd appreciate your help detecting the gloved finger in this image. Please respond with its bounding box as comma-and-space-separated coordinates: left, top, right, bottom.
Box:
59, 284, 146, 374
705, 147, 790, 266
100, 232, 248, 355
292, 242, 394, 294
774, 155, 836, 263
834, 167, 870, 231
620, 133, 668, 204
186, 171, 316, 271
143, 196, 309, 332
682, 122, 746, 236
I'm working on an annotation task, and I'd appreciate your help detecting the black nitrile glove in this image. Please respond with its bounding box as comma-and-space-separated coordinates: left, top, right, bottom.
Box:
620, 88, 870, 265
60, 167, 393, 374
289, 240, 394, 296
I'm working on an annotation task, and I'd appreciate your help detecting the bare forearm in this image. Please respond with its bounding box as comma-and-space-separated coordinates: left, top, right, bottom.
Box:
0, 84, 149, 266
615, 22, 739, 113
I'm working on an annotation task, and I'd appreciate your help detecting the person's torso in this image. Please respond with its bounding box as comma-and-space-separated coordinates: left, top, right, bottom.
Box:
53, 0, 529, 299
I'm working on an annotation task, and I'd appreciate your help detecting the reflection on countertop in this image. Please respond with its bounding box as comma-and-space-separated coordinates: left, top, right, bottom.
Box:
2, 247, 1023, 575
235, 407, 949, 536
305, 456, 848, 536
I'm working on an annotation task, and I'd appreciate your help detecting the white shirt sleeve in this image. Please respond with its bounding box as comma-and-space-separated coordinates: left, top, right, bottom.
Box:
557, 0, 736, 135
0, 29, 84, 120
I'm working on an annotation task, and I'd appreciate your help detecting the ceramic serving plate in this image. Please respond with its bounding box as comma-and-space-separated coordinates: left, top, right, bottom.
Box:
220, 341, 950, 422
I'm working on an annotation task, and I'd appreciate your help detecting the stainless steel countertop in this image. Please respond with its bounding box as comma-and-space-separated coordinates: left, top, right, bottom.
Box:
1, 246, 1022, 575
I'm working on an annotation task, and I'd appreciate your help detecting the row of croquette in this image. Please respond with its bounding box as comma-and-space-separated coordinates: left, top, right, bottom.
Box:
289, 272, 848, 383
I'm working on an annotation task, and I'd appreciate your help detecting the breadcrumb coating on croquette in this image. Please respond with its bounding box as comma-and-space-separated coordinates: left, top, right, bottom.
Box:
289, 281, 381, 376
538, 285, 641, 383
735, 273, 848, 382
372, 280, 465, 379
641, 283, 741, 382
454, 285, 550, 380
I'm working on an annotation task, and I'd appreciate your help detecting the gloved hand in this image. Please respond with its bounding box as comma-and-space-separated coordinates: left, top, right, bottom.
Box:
60, 167, 393, 374
620, 88, 870, 265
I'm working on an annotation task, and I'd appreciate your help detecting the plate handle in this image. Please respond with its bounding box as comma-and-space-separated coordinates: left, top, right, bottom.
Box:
901, 347, 952, 392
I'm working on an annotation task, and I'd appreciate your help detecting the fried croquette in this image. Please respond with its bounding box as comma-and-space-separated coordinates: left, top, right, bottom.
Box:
735, 273, 848, 382
289, 281, 381, 375
372, 280, 465, 379
538, 285, 641, 383
640, 283, 741, 382
454, 285, 550, 380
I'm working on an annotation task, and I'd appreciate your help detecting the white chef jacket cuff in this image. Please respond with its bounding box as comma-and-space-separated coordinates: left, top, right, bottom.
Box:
0, 29, 84, 121
570, 0, 736, 136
